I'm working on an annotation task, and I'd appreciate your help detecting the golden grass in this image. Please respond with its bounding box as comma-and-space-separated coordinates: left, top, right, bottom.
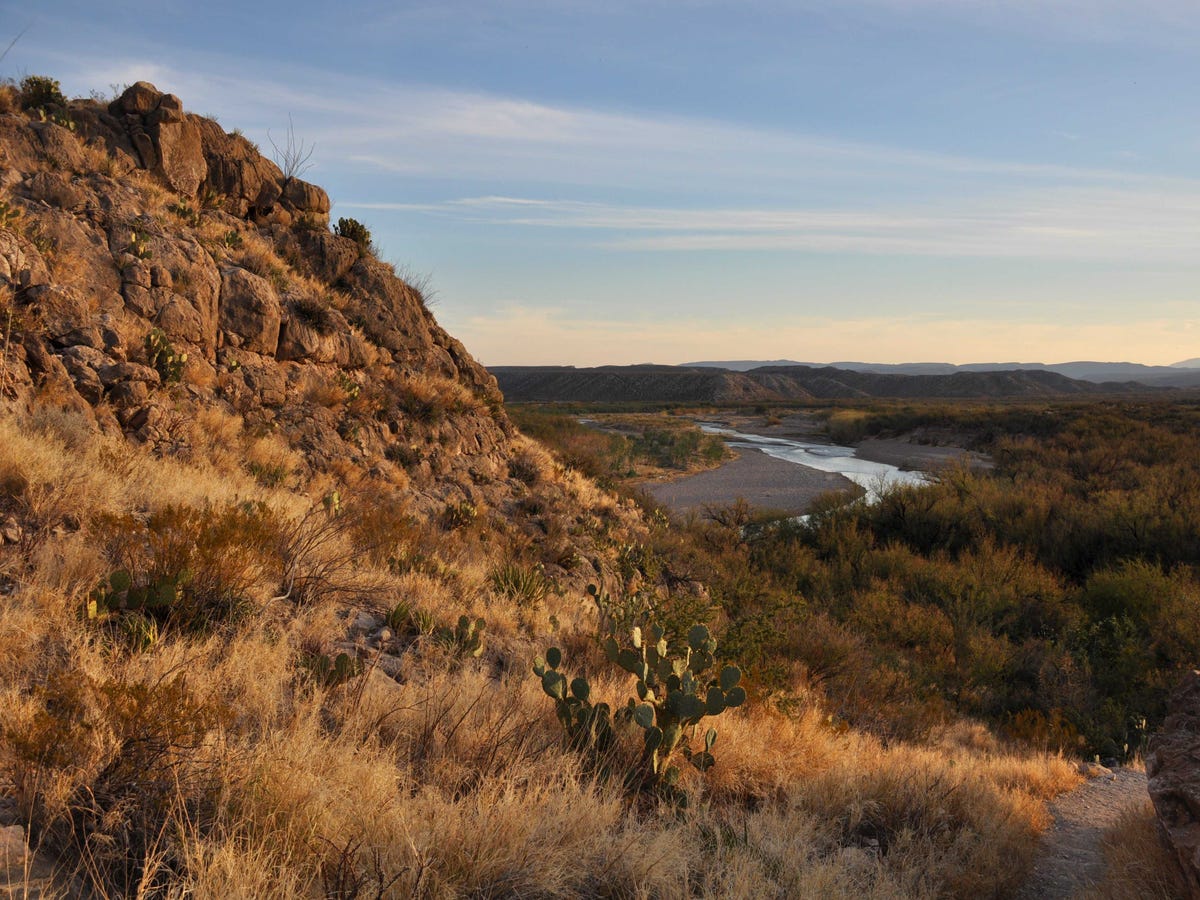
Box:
1081, 799, 1193, 900
0, 408, 1085, 897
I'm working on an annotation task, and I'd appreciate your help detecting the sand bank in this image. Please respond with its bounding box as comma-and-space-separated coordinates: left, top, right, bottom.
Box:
640, 448, 856, 517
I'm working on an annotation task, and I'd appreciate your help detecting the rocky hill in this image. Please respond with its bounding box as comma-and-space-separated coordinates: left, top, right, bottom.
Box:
491, 362, 1137, 403
0, 80, 596, 527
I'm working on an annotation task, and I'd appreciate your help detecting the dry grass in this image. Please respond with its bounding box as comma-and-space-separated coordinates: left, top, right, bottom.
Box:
0, 408, 1085, 897
1081, 799, 1193, 900
0, 83, 17, 115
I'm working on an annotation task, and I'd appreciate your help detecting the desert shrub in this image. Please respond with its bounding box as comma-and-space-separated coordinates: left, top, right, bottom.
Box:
276, 501, 375, 604
3, 672, 227, 894
507, 452, 542, 485
334, 217, 373, 255
94, 501, 278, 631
385, 442, 422, 469
392, 373, 480, 423
18, 74, 67, 111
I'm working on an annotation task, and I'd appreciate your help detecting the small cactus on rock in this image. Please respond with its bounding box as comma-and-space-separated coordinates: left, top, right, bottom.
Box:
144, 328, 186, 382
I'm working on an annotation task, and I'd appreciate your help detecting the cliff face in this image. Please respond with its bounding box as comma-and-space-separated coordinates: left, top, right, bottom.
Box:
0, 81, 516, 516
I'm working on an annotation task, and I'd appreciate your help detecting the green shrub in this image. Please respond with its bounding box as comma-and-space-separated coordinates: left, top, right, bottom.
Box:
334, 217, 373, 255
18, 75, 67, 111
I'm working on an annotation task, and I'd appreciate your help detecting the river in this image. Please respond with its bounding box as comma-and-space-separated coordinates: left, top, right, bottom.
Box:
697, 423, 929, 502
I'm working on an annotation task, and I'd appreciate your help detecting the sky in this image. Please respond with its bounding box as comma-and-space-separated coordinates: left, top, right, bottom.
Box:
4, 1, 1200, 366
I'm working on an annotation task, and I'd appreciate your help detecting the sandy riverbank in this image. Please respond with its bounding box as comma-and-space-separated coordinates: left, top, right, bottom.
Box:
641, 412, 990, 518
640, 448, 857, 517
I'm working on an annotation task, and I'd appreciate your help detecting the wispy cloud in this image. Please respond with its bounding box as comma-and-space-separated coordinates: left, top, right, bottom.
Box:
343, 187, 1200, 261
43, 49, 1177, 198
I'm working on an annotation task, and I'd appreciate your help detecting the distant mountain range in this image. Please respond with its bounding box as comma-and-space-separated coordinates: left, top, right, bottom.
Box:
682, 360, 1200, 388
490, 363, 1153, 404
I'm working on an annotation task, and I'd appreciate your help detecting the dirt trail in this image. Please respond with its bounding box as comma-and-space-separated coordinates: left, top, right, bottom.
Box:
1017, 767, 1149, 899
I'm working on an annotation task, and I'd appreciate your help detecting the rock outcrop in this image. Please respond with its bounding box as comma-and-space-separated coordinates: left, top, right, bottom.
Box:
0, 80, 518, 513
1146, 670, 1200, 897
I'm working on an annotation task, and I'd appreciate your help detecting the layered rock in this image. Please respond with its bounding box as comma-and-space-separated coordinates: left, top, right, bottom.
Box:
1146, 670, 1200, 896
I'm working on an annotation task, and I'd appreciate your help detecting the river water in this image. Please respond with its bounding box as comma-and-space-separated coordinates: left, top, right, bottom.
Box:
698, 423, 929, 501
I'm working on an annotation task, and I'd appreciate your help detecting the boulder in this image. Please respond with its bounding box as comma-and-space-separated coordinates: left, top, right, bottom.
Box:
277, 310, 347, 365
22, 284, 92, 344
1147, 670, 1200, 896
110, 82, 163, 117
19, 171, 90, 211
196, 122, 286, 218
149, 114, 205, 195
280, 177, 330, 222
156, 295, 207, 345
219, 266, 282, 355
107, 83, 205, 195
282, 229, 359, 284
0, 229, 50, 289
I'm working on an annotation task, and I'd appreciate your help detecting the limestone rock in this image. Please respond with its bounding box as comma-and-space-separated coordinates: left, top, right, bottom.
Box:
277, 302, 352, 365
219, 266, 282, 355
1147, 670, 1200, 896
277, 228, 360, 284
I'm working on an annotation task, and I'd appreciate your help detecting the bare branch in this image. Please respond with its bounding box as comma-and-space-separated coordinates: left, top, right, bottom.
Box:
267, 113, 315, 180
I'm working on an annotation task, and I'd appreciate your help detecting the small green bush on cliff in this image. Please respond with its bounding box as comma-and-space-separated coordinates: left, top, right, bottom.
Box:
18, 74, 67, 111
334, 217, 373, 255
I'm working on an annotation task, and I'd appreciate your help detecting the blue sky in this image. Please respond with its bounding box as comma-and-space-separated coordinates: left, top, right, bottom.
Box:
6, 1, 1200, 365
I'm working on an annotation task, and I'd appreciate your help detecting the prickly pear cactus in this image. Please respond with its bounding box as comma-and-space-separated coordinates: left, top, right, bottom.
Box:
534, 586, 748, 808
601, 608, 745, 784
305, 651, 363, 688
87, 568, 189, 622
534, 646, 614, 755
435, 612, 486, 658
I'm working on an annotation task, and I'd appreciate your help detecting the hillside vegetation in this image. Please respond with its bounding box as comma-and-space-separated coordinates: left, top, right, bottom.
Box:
0, 76, 1174, 897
